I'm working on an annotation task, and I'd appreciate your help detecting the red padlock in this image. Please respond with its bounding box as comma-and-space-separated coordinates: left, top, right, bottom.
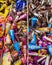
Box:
0, 49, 3, 59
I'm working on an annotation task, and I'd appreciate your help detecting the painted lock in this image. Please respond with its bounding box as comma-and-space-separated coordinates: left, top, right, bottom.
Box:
14, 60, 22, 65
0, 41, 3, 49
28, 44, 42, 50
5, 22, 11, 34
31, 17, 38, 27
30, 34, 36, 45
28, 27, 30, 32
6, 34, 11, 44
13, 42, 20, 55
47, 45, 52, 57
2, 52, 12, 65
0, 1, 9, 18
9, 30, 15, 41
16, 0, 26, 11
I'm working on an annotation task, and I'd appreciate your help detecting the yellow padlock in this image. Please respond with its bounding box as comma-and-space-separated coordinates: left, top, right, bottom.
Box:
0, 1, 8, 18
5, 22, 11, 34
14, 60, 22, 65
38, 27, 50, 32
0, 0, 14, 18
0, 31, 4, 37
2, 52, 12, 65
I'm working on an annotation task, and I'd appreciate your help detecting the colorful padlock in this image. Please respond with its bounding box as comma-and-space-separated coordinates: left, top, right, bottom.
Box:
16, 0, 26, 11
30, 34, 36, 45
47, 45, 52, 57
28, 44, 42, 50
9, 30, 15, 41
31, 17, 38, 27
13, 42, 20, 55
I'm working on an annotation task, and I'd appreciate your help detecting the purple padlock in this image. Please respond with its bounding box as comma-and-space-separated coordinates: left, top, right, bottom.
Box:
38, 39, 42, 46
42, 42, 47, 47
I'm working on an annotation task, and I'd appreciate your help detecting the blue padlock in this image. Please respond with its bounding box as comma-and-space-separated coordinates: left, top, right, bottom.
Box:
9, 30, 15, 41
16, 0, 21, 11
47, 45, 52, 57
30, 34, 36, 45
31, 17, 38, 27
13, 42, 20, 55
28, 27, 30, 32
50, 31, 52, 35
16, 0, 26, 11
19, 1, 26, 11
47, 31, 52, 36
28, 44, 42, 50
48, 23, 51, 27
22, 1, 26, 9
19, 1, 23, 11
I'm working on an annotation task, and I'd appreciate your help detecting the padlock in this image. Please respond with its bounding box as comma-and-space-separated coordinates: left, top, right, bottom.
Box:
16, 0, 26, 11
2, 52, 12, 65
0, 41, 3, 49
31, 17, 38, 27
14, 59, 22, 65
5, 22, 11, 34
9, 30, 15, 41
28, 44, 42, 50
13, 42, 20, 55
30, 34, 36, 45
47, 45, 52, 57
6, 34, 11, 44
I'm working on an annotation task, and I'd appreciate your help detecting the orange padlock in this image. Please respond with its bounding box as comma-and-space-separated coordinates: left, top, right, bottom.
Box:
0, 16, 5, 23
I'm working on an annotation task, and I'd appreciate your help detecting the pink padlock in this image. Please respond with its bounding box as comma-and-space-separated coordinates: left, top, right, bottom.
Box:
21, 57, 27, 64
17, 12, 22, 16
7, 16, 13, 22
18, 13, 27, 20
0, 49, 3, 58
